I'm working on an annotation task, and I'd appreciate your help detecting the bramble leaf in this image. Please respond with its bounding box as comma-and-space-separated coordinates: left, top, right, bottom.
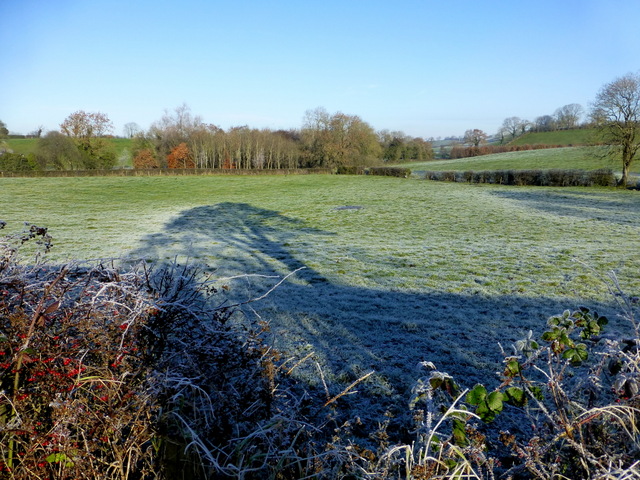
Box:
466, 384, 487, 405
505, 387, 527, 407
486, 391, 504, 412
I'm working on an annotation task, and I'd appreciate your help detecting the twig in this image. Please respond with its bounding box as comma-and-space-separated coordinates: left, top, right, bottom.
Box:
324, 371, 374, 407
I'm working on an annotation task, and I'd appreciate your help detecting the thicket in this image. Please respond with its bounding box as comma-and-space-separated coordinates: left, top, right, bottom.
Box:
1, 223, 639, 479
424, 168, 616, 187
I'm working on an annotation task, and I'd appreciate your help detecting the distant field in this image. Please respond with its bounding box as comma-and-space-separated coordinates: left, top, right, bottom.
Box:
1, 174, 638, 411
4, 138, 39, 155
402, 146, 636, 174
510, 128, 599, 146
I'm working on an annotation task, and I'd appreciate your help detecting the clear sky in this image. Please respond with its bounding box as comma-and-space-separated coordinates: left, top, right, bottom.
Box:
1, 0, 639, 139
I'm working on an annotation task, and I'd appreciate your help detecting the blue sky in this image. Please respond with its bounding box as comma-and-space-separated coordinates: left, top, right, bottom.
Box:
1, 0, 639, 139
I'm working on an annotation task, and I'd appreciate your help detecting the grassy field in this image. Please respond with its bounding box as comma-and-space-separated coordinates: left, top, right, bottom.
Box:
509, 128, 598, 146
1, 174, 639, 415
402, 146, 637, 174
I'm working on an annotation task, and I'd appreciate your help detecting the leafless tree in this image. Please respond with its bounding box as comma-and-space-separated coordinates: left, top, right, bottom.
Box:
554, 103, 584, 130
463, 128, 488, 147
591, 72, 640, 187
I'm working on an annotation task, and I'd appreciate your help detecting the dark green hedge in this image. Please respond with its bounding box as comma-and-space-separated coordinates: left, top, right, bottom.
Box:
367, 167, 412, 178
424, 169, 616, 187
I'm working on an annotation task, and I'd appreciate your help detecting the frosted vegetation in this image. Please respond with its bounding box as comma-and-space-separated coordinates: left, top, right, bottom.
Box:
2, 175, 638, 406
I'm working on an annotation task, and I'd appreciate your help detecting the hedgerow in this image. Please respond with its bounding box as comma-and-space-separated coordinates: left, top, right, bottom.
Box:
1, 222, 639, 479
424, 168, 616, 187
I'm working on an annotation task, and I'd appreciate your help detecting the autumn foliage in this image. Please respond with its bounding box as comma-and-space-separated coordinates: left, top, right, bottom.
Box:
133, 148, 159, 169
166, 142, 194, 169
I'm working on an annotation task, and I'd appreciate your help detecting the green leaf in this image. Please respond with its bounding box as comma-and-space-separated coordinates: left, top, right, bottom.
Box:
46, 453, 74, 467
559, 331, 573, 347
548, 316, 561, 327
563, 346, 588, 365
504, 359, 521, 377
530, 386, 544, 401
542, 329, 560, 341
505, 387, 527, 407
452, 418, 469, 446
486, 391, 504, 412
466, 384, 487, 405
429, 377, 443, 390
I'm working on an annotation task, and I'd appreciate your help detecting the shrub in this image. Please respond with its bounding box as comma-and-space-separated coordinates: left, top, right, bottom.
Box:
336, 165, 365, 175
588, 168, 617, 187
0, 224, 279, 479
368, 166, 411, 178
424, 169, 617, 188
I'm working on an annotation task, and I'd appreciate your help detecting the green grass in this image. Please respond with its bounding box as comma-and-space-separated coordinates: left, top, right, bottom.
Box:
509, 128, 599, 146
1, 174, 639, 402
4, 138, 39, 155
401, 146, 635, 173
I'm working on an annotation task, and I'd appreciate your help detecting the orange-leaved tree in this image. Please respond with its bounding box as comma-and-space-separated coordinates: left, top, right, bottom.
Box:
167, 142, 194, 168
133, 148, 159, 168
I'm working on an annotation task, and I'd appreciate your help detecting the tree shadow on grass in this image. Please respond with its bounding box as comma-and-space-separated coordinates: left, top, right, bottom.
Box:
126, 202, 622, 419
491, 190, 640, 226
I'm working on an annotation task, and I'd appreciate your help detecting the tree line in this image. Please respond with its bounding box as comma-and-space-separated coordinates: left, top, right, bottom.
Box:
0, 106, 433, 172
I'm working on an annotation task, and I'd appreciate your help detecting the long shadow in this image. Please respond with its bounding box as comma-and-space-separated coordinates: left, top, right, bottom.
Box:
491, 190, 640, 226
126, 203, 623, 417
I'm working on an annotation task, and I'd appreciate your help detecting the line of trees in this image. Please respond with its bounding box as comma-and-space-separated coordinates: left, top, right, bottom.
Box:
130, 105, 433, 170
0, 106, 433, 173
493, 103, 588, 144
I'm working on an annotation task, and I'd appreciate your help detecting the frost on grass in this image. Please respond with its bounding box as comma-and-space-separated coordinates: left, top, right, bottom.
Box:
125, 200, 639, 429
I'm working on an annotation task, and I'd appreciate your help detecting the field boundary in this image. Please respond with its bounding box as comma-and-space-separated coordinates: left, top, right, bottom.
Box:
422, 168, 617, 187
0, 167, 332, 178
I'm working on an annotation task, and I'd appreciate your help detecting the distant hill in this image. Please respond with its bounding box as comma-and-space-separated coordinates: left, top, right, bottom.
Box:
399, 146, 639, 175
509, 128, 599, 146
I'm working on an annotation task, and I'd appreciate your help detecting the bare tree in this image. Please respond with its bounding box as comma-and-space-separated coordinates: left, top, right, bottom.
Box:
591, 72, 640, 187
554, 103, 584, 130
123, 122, 141, 138
463, 128, 488, 147
501, 116, 522, 139
534, 115, 555, 132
